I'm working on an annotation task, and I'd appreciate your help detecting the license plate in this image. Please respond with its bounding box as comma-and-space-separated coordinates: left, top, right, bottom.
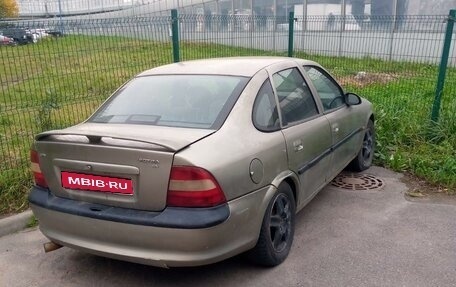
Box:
61, 171, 133, 195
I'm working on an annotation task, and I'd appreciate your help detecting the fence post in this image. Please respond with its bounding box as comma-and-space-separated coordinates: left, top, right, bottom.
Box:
288, 11, 295, 57
388, 0, 398, 61
57, 0, 64, 34
335, 0, 347, 57
431, 9, 455, 123
171, 9, 180, 63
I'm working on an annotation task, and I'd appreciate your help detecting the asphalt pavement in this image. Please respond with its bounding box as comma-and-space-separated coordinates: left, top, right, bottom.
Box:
1, 166, 455, 287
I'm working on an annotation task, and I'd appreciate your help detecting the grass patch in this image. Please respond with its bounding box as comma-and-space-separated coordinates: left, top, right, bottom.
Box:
0, 169, 31, 214
0, 35, 455, 214
27, 215, 39, 228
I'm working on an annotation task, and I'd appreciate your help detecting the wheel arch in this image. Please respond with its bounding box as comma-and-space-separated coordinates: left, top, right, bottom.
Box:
271, 170, 300, 206
369, 113, 375, 124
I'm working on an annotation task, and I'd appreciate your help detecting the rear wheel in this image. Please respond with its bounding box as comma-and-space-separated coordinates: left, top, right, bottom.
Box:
248, 182, 296, 267
349, 119, 375, 171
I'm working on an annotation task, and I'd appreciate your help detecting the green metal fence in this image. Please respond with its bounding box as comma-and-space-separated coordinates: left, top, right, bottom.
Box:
0, 11, 455, 213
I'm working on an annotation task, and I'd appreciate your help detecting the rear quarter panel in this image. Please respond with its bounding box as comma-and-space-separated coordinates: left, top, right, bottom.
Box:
173, 70, 289, 201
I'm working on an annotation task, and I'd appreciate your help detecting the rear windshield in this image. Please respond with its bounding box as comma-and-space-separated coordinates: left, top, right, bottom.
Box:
89, 75, 249, 129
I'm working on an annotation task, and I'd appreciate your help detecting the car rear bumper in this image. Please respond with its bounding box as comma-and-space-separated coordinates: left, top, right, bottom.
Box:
29, 186, 229, 229
29, 185, 276, 268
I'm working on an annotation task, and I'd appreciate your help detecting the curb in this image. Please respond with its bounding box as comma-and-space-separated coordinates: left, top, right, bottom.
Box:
0, 210, 34, 238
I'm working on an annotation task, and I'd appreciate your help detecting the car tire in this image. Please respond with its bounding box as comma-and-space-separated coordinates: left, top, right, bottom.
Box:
248, 182, 296, 267
349, 119, 375, 171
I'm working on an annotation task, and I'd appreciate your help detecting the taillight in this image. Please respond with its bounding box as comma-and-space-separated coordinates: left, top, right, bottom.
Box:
31, 149, 48, 188
167, 166, 226, 208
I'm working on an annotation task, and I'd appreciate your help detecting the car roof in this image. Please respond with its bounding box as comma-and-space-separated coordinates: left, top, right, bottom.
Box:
137, 57, 320, 77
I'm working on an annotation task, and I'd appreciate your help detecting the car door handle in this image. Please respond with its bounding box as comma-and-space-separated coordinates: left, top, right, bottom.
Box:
333, 127, 339, 133
293, 140, 304, 152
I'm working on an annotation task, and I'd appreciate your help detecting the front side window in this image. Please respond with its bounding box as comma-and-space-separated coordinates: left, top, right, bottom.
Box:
272, 68, 318, 126
90, 75, 249, 129
304, 66, 345, 111
252, 79, 280, 132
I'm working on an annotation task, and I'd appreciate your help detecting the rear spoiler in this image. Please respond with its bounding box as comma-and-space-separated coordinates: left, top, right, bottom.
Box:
36, 131, 177, 151
35, 123, 217, 152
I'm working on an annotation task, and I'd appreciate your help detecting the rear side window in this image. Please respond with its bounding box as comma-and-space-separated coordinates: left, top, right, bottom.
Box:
90, 75, 249, 129
272, 68, 318, 126
253, 79, 280, 132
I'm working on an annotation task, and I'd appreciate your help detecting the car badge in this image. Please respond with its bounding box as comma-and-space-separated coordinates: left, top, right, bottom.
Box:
138, 158, 160, 168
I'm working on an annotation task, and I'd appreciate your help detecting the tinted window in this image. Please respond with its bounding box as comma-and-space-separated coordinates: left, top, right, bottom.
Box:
90, 75, 248, 129
253, 79, 280, 132
272, 68, 318, 125
304, 66, 345, 111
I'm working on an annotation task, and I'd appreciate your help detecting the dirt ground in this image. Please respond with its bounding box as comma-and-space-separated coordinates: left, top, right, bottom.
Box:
338, 72, 400, 87
402, 172, 456, 205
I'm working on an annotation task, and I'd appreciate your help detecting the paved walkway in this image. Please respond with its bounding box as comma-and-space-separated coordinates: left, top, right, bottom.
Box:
1, 167, 455, 287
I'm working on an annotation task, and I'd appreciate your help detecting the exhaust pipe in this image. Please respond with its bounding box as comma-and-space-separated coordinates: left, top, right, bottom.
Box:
43, 241, 63, 253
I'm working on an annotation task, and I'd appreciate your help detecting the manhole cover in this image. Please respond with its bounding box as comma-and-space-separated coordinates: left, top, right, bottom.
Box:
331, 173, 384, 190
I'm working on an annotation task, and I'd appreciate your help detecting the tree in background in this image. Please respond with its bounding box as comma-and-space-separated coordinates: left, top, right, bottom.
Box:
370, 0, 408, 28
351, 0, 366, 26
371, 0, 408, 16
351, 0, 366, 16
0, 0, 19, 18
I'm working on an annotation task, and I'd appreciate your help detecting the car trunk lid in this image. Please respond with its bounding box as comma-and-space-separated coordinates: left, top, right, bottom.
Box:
34, 123, 215, 211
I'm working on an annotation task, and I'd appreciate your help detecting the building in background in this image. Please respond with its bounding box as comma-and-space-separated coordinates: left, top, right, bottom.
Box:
15, 0, 455, 18
17, 0, 136, 16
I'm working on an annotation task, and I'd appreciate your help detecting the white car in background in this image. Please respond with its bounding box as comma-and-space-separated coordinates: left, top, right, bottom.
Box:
30, 28, 49, 41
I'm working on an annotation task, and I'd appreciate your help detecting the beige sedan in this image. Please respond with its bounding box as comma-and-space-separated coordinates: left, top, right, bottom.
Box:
29, 57, 374, 268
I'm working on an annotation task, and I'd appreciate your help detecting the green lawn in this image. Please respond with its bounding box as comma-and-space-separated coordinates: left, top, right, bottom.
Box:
0, 35, 455, 214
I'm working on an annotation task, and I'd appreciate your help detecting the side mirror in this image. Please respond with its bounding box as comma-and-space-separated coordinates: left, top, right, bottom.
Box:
345, 93, 362, 106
